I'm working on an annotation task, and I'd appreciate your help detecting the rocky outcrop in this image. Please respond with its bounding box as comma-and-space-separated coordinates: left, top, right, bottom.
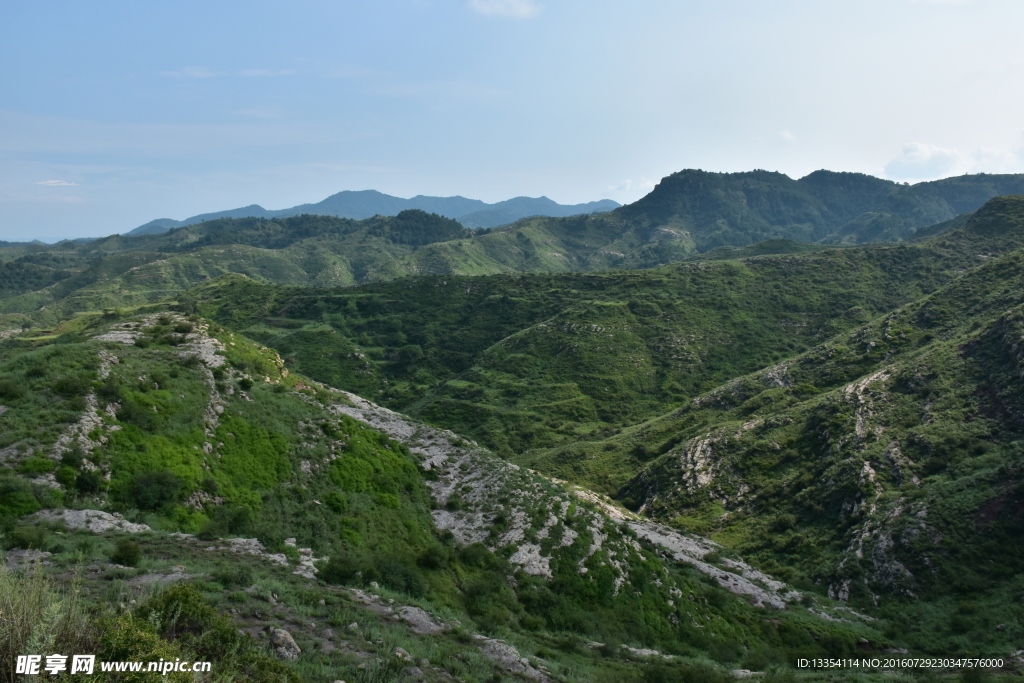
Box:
473, 635, 550, 682
269, 628, 301, 660
32, 509, 151, 534
330, 389, 806, 611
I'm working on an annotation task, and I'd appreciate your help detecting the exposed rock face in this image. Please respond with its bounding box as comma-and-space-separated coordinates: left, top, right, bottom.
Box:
473, 634, 550, 682
330, 390, 805, 610
33, 509, 151, 534
269, 628, 301, 660
215, 537, 289, 566
347, 589, 449, 635
397, 606, 447, 635
629, 521, 795, 609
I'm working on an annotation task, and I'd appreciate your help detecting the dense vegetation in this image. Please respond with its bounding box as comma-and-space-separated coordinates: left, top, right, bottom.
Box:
3, 174, 1024, 681
3, 170, 1023, 330
0, 310, 883, 682
185, 197, 1024, 469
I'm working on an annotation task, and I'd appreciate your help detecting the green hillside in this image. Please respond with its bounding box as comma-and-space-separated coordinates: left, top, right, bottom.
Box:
186, 197, 1024, 468
166, 196, 1024, 652
3, 195, 1024, 680
0, 309, 886, 682
4, 171, 1024, 334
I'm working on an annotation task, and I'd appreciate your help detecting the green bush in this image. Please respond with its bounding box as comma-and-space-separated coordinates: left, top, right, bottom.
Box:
116, 399, 156, 430
198, 504, 253, 539
376, 558, 425, 598
5, 526, 48, 550
17, 457, 56, 475
134, 585, 301, 682
56, 465, 77, 488
53, 375, 91, 397
0, 377, 25, 400
128, 470, 183, 511
320, 552, 363, 586
324, 490, 348, 513
417, 544, 448, 569
212, 565, 253, 589
0, 477, 40, 518
110, 539, 142, 567
75, 469, 102, 494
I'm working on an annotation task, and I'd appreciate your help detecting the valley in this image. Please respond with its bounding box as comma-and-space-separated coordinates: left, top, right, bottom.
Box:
2, 171, 1023, 682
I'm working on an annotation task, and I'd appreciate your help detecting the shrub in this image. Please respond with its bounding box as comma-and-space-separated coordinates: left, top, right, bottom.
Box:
376, 558, 425, 598
110, 539, 142, 567
128, 470, 183, 511
320, 553, 362, 586
0, 477, 40, 518
53, 375, 91, 397
324, 491, 348, 513
18, 457, 56, 475
198, 504, 253, 540
75, 469, 102, 494
212, 565, 253, 589
0, 378, 25, 400
56, 465, 77, 488
0, 563, 94, 682
96, 376, 123, 402
459, 542, 501, 570
5, 526, 48, 550
417, 545, 448, 570
116, 400, 156, 430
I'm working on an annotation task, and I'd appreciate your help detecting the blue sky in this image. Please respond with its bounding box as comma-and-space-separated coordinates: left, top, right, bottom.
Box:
2, 0, 1023, 242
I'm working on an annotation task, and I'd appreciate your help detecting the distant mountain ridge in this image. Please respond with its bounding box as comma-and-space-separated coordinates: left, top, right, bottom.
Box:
129, 190, 621, 236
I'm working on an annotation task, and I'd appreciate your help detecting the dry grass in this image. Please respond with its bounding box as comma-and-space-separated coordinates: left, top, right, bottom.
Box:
0, 559, 94, 682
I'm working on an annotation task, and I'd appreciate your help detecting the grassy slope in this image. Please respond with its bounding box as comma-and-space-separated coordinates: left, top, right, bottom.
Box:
5, 173, 1024, 332
187, 197, 1024, 475
0, 309, 888, 682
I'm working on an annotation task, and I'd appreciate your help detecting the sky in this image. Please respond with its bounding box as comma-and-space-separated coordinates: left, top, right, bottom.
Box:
2, 0, 1024, 242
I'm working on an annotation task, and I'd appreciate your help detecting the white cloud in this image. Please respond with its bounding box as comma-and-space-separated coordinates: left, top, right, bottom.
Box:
884, 142, 962, 180
160, 66, 217, 78
468, 0, 541, 18
779, 130, 796, 143
36, 179, 77, 186
884, 139, 1024, 181
607, 177, 656, 197
239, 69, 294, 77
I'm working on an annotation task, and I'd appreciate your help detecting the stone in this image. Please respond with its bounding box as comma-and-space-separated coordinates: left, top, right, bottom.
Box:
393, 647, 413, 662
32, 509, 150, 534
397, 606, 447, 635
269, 629, 301, 660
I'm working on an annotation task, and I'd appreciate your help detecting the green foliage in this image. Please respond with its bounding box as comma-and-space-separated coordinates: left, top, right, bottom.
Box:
17, 456, 56, 475
128, 585, 300, 683
0, 474, 41, 518
5, 525, 48, 550
110, 539, 142, 567
128, 470, 184, 511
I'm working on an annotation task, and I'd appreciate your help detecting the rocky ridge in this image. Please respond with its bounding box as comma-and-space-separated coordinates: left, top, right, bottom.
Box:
331, 390, 803, 610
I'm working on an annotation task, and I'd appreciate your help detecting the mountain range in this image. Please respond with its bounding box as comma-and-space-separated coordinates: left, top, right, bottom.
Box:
128, 190, 622, 235
2, 168, 1024, 680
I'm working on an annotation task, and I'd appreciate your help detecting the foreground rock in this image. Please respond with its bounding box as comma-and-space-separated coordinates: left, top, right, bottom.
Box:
32, 509, 151, 534
269, 628, 301, 660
